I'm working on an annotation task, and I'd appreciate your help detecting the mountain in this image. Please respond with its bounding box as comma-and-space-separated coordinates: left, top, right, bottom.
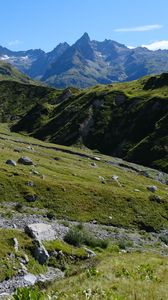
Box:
1, 34, 168, 87
11, 73, 168, 172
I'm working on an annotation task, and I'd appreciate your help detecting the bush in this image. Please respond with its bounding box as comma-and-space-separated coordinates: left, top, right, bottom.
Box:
64, 225, 109, 249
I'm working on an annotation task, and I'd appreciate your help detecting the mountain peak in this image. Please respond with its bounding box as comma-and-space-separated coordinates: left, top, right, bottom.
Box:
76, 32, 90, 44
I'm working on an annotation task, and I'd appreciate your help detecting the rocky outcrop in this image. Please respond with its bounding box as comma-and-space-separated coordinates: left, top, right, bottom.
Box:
25, 223, 56, 241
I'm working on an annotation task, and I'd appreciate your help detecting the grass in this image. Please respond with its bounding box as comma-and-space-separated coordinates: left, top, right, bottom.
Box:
46, 250, 168, 300
0, 124, 167, 232
44, 239, 88, 259
0, 228, 47, 282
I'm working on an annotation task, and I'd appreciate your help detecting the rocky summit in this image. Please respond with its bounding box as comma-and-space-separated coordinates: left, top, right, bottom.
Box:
1, 33, 168, 88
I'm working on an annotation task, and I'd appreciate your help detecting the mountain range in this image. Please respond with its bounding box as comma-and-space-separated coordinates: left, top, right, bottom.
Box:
1, 33, 168, 88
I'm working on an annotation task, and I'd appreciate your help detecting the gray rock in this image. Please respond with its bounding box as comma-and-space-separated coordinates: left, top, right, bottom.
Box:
19, 263, 28, 274
33, 240, 49, 264
24, 194, 37, 202
84, 247, 96, 257
13, 237, 19, 252
91, 162, 97, 167
6, 159, 16, 166
24, 274, 37, 284
26, 181, 34, 187
25, 223, 56, 241
23, 254, 29, 264
37, 267, 64, 283
94, 157, 101, 161
111, 175, 121, 186
18, 156, 33, 165
31, 170, 39, 175
147, 185, 158, 193
149, 195, 163, 203
99, 176, 105, 183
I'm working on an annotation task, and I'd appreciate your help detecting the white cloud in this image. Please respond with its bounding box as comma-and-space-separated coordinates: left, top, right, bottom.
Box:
142, 40, 168, 50
114, 24, 162, 32
7, 40, 22, 47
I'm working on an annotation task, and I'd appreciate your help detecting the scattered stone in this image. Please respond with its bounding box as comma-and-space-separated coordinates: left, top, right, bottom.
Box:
99, 176, 105, 184
84, 247, 96, 257
25, 223, 56, 241
147, 186, 158, 193
19, 263, 28, 274
23, 254, 29, 264
94, 157, 101, 161
149, 195, 163, 203
26, 181, 34, 187
18, 156, 33, 165
134, 189, 140, 192
24, 194, 37, 202
13, 237, 19, 252
27, 145, 34, 151
111, 175, 121, 187
0, 292, 11, 298
24, 274, 37, 284
6, 159, 16, 166
14, 148, 22, 153
31, 170, 39, 175
91, 162, 97, 167
37, 267, 64, 283
33, 240, 49, 264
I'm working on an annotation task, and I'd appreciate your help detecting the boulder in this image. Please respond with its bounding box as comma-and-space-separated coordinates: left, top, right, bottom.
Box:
33, 240, 49, 264
147, 186, 158, 193
25, 223, 56, 241
18, 156, 33, 165
24, 273, 37, 284
6, 159, 16, 166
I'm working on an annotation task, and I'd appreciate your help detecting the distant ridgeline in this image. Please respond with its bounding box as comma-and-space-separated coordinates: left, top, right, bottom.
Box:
1, 33, 168, 88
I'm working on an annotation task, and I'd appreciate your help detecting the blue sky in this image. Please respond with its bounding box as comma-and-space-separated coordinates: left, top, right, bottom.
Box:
1, 0, 168, 52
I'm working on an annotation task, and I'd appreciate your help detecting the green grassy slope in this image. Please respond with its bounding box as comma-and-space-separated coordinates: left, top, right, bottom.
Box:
0, 80, 61, 122
12, 74, 168, 172
0, 61, 38, 84
47, 251, 168, 300
0, 124, 168, 232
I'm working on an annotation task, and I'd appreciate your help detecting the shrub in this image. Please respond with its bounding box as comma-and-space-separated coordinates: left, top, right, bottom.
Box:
64, 225, 109, 249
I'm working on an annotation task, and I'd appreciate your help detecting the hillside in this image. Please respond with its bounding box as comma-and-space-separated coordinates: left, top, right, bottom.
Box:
12, 73, 168, 172
1, 34, 168, 88
0, 124, 168, 298
0, 61, 38, 84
